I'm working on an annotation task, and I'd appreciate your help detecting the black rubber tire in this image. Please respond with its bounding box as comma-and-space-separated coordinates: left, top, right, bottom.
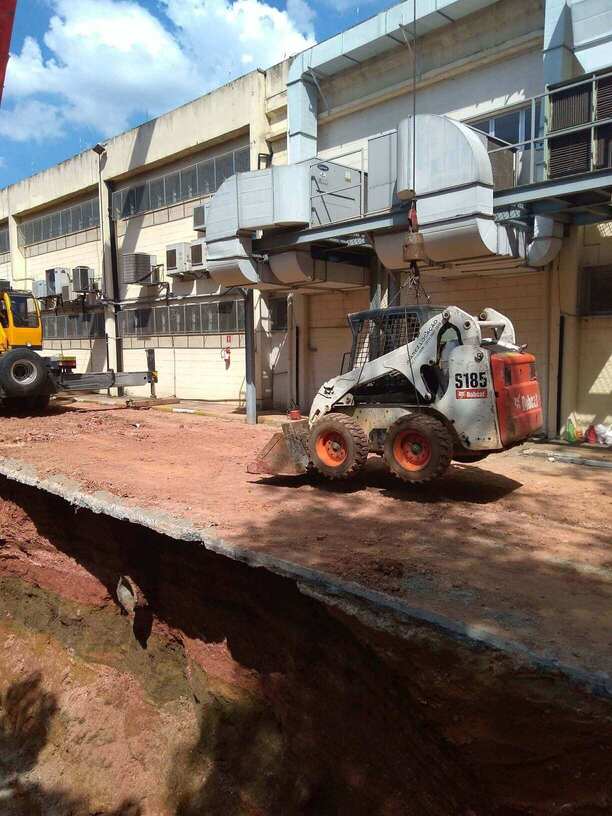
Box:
384, 413, 453, 484
453, 452, 490, 464
0, 348, 48, 397
309, 413, 369, 480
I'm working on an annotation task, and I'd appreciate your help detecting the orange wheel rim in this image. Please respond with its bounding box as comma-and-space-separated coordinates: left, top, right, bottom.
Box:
315, 430, 348, 468
393, 430, 431, 471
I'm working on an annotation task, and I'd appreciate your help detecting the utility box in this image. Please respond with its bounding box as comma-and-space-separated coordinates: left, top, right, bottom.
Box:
121, 253, 157, 284
367, 131, 399, 213
73, 266, 96, 293
309, 160, 365, 226
45, 267, 69, 296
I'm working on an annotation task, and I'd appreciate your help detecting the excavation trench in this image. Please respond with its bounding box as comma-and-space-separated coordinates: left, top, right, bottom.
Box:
0, 477, 611, 816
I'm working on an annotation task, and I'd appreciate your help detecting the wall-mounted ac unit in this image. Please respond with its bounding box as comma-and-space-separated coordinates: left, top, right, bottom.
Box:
121, 253, 157, 285
193, 203, 208, 232
45, 267, 69, 296
166, 243, 190, 276
73, 266, 96, 293
190, 239, 206, 272
33, 279, 49, 299
61, 283, 76, 303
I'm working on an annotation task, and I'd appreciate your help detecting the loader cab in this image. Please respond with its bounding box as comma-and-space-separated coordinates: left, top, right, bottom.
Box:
343, 306, 444, 373
0, 288, 43, 353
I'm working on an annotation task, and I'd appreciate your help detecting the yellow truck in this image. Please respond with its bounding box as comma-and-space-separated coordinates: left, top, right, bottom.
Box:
0, 284, 153, 412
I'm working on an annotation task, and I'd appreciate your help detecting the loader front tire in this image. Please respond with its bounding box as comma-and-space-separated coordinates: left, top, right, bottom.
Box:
310, 413, 369, 480
0, 348, 48, 398
384, 414, 452, 484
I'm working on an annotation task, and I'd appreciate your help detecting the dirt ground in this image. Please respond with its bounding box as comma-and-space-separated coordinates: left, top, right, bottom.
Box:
0, 402, 611, 678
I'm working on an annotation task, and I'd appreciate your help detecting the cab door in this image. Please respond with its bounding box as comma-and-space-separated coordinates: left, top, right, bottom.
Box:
5, 292, 43, 349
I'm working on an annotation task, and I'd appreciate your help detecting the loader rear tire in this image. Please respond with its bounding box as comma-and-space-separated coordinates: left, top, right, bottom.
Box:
310, 413, 369, 480
385, 414, 452, 484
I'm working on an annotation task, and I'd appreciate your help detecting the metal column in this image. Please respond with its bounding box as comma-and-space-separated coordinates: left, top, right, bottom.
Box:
244, 288, 257, 425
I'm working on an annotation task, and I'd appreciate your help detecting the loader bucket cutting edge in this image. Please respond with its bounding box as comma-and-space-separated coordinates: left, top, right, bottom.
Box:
247, 419, 310, 477
247, 432, 308, 477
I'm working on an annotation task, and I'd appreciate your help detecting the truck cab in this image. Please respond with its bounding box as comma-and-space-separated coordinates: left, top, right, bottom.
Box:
0, 288, 43, 352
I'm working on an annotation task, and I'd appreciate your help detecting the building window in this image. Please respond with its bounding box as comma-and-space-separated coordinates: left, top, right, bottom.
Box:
42, 310, 105, 340
470, 103, 543, 145
269, 298, 288, 331
111, 146, 250, 221
118, 299, 245, 337
0, 226, 9, 254
582, 266, 612, 315
19, 198, 100, 248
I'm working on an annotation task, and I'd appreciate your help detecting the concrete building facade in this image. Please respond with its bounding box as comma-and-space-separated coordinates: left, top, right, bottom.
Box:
1, 0, 611, 434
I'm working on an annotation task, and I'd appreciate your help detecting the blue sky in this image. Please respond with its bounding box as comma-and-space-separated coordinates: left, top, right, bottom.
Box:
0, 0, 393, 188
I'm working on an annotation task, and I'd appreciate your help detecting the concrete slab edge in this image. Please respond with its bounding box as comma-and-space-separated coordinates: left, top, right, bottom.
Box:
0, 455, 610, 700
522, 447, 612, 470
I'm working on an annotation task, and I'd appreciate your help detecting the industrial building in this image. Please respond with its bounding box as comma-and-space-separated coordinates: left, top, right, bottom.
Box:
0, 0, 611, 435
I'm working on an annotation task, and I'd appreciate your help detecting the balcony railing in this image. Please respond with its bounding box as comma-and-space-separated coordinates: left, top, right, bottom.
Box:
481, 67, 612, 191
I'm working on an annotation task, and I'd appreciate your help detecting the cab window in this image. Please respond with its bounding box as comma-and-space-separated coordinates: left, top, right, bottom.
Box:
11, 295, 39, 328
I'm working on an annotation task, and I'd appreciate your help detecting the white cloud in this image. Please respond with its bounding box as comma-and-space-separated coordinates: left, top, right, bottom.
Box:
0, 99, 67, 142
0, 0, 315, 144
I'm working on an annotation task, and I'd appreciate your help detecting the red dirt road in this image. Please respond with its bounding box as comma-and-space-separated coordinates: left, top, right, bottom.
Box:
1, 403, 611, 676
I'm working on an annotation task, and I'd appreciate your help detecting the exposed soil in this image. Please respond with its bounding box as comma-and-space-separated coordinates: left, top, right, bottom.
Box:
1, 480, 612, 815
0, 403, 610, 680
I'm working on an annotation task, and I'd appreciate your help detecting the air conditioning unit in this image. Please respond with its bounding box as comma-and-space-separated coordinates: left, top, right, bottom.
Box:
33, 279, 49, 299
166, 243, 191, 276
45, 267, 69, 296
193, 203, 208, 232
190, 239, 206, 271
0, 279, 11, 292
72, 266, 96, 293
121, 253, 157, 284
144, 266, 163, 286
61, 283, 76, 303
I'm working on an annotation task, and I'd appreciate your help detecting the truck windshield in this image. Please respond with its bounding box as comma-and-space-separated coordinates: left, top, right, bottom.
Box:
11, 294, 39, 328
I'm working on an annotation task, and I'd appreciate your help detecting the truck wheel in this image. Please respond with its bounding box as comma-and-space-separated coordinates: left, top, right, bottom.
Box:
310, 413, 369, 480
0, 349, 48, 397
384, 414, 452, 484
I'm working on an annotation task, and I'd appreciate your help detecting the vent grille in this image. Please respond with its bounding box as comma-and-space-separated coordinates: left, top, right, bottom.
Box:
121, 253, 155, 284
597, 75, 612, 121
595, 124, 612, 169
549, 130, 591, 178
550, 84, 592, 132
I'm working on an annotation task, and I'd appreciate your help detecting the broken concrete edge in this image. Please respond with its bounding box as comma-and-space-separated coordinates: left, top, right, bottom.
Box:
0, 455, 610, 702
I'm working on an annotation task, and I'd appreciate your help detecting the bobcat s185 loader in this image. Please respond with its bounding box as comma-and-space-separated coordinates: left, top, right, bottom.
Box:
249, 304, 543, 485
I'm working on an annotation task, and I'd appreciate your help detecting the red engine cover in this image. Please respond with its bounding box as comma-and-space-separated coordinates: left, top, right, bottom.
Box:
491, 352, 543, 447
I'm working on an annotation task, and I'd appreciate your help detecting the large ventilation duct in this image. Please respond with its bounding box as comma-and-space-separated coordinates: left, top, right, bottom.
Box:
373, 115, 562, 274
269, 252, 368, 290
206, 166, 311, 287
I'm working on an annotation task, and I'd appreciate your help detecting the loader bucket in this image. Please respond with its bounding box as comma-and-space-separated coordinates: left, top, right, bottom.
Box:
247, 420, 310, 477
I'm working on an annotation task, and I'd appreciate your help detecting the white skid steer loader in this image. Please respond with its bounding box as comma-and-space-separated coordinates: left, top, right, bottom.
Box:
249, 305, 543, 484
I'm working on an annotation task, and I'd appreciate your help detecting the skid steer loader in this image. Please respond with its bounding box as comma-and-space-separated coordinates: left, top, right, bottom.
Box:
249, 304, 543, 484
0, 284, 154, 412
